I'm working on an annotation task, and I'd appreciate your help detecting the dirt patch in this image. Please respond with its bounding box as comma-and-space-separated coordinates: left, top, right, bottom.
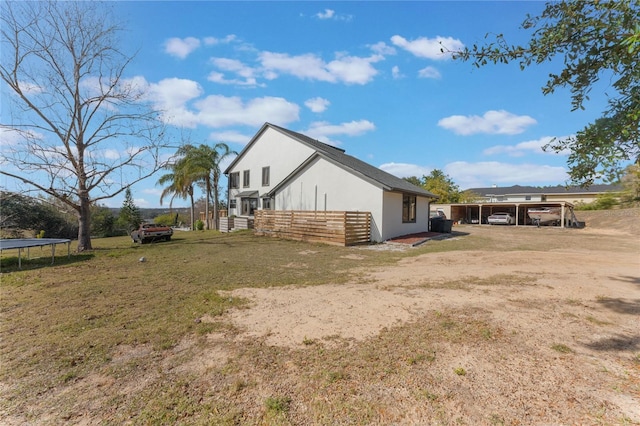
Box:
223, 212, 640, 423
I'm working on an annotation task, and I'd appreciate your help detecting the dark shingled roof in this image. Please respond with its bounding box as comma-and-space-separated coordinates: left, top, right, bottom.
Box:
467, 184, 623, 196
269, 123, 436, 198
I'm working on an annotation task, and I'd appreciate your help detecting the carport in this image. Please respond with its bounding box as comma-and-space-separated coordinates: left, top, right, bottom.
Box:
446, 201, 577, 227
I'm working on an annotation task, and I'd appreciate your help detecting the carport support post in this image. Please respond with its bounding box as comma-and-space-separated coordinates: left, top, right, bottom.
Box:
561, 203, 566, 228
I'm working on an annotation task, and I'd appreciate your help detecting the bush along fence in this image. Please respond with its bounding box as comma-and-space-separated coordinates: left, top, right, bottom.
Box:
254, 210, 371, 246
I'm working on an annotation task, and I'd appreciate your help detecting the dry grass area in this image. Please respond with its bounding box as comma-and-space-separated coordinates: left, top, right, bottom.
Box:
1, 209, 639, 425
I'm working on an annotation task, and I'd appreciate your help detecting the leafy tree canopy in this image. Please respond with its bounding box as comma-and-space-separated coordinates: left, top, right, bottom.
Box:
117, 188, 142, 232
0, 1, 167, 251
405, 169, 477, 203
0, 191, 78, 239
453, 0, 640, 186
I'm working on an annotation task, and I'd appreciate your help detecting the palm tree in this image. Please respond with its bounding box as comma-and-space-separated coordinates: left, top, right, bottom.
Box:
157, 154, 196, 230
160, 143, 237, 231
186, 144, 216, 230
184, 143, 236, 230
209, 143, 236, 230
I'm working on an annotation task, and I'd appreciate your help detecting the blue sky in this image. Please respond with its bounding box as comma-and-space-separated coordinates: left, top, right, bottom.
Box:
3, 2, 612, 208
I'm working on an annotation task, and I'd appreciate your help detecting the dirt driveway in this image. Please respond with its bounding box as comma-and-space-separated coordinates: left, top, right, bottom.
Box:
226, 219, 640, 423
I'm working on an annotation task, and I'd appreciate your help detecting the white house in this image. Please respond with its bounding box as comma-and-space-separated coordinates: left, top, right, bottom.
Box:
463, 184, 623, 204
224, 123, 438, 242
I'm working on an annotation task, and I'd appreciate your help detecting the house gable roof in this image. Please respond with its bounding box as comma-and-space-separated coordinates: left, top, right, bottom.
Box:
228, 123, 437, 199
466, 184, 623, 196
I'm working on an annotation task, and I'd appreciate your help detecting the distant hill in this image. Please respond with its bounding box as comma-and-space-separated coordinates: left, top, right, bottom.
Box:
107, 207, 191, 220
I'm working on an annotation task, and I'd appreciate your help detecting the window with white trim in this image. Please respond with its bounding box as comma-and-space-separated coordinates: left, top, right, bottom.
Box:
402, 194, 417, 223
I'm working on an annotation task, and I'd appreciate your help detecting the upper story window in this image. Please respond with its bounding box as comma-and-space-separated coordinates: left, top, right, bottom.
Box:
262, 197, 272, 210
262, 166, 270, 186
229, 172, 240, 189
243, 170, 250, 187
402, 194, 416, 223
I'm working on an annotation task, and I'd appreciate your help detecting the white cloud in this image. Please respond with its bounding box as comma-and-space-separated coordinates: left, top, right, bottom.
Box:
391, 35, 464, 60
209, 130, 252, 145
305, 97, 330, 113
203, 35, 237, 46
143, 77, 298, 128
207, 72, 260, 87
208, 58, 263, 87
444, 161, 568, 189
134, 197, 151, 208
392, 66, 404, 79
259, 51, 381, 85
369, 42, 396, 56
315, 9, 352, 21
0, 127, 44, 147
147, 78, 203, 127
164, 37, 201, 59
307, 120, 375, 137
211, 58, 255, 78
327, 54, 383, 85
102, 149, 120, 160
193, 95, 299, 128
17, 81, 45, 95
483, 135, 573, 157
316, 9, 335, 19
418, 66, 441, 79
141, 187, 163, 197
378, 159, 568, 189
259, 52, 332, 81
303, 120, 376, 146
379, 162, 431, 178
438, 110, 537, 135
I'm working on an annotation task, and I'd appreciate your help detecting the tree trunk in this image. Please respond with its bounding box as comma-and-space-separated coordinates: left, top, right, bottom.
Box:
213, 175, 220, 231
205, 180, 211, 230
189, 191, 195, 230
76, 194, 93, 251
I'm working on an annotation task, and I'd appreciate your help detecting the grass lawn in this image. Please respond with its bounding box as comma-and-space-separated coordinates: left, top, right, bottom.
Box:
2, 223, 637, 425
0, 230, 479, 424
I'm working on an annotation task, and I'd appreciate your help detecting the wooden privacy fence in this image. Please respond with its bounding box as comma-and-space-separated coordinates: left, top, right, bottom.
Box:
254, 210, 371, 246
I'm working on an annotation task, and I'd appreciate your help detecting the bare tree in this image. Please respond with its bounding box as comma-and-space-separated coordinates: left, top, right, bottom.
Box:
0, 1, 167, 251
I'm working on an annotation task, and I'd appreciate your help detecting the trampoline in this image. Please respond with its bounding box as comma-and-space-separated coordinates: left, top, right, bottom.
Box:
0, 238, 72, 269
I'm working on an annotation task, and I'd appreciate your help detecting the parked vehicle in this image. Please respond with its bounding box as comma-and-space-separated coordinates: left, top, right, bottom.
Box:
487, 212, 515, 225
131, 223, 173, 243
527, 207, 561, 226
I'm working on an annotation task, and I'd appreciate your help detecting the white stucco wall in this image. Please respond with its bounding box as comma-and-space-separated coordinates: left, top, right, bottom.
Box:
273, 157, 431, 242
381, 192, 431, 239
274, 156, 386, 241
503, 195, 544, 202
227, 127, 316, 215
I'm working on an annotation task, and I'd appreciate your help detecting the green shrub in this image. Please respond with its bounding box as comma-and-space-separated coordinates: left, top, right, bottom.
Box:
265, 396, 291, 414
154, 213, 189, 227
